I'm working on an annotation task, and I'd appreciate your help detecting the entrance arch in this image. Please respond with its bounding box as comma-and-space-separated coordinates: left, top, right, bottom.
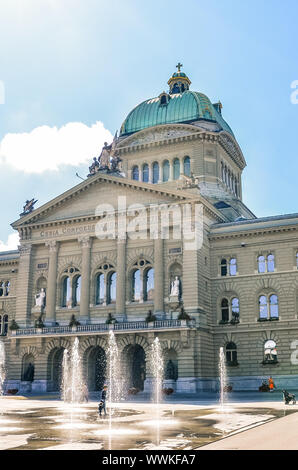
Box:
85, 346, 106, 391
47, 347, 65, 392
122, 344, 146, 391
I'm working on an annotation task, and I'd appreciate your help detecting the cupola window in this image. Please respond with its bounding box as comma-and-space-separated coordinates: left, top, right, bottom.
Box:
142, 164, 149, 183
152, 162, 159, 184
183, 156, 190, 177
132, 166, 139, 181
163, 160, 170, 182
173, 158, 180, 180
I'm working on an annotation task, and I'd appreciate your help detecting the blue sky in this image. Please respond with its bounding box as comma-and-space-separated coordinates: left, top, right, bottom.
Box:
0, 0, 297, 248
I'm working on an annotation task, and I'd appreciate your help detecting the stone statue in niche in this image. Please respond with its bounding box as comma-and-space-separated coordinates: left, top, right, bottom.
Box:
35, 288, 46, 308
170, 276, 180, 296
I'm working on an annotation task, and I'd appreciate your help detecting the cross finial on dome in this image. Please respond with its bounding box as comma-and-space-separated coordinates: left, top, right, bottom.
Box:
176, 62, 183, 72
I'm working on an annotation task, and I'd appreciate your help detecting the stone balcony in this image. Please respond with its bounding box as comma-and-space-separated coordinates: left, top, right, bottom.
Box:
11, 319, 196, 338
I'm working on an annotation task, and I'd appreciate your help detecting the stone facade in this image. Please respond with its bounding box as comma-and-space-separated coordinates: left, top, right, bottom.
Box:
1, 78, 298, 394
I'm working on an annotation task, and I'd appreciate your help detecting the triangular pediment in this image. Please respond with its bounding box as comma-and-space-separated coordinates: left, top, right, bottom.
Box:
12, 173, 202, 228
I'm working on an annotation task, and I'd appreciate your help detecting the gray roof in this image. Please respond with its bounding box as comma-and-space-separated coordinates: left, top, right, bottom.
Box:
211, 212, 298, 233
0, 250, 20, 262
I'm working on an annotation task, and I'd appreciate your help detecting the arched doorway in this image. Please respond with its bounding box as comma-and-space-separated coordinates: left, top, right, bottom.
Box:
21, 354, 35, 382
85, 346, 106, 391
122, 344, 146, 391
47, 347, 65, 392
164, 348, 178, 381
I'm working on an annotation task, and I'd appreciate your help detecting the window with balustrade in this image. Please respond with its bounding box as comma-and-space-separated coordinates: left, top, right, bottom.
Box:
61, 267, 81, 308
131, 259, 154, 303
94, 263, 117, 306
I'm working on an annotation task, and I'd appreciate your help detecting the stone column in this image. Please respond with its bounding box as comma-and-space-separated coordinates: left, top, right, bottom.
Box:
15, 243, 33, 327
154, 237, 164, 316
116, 237, 126, 319
78, 235, 92, 322
45, 240, 59, 325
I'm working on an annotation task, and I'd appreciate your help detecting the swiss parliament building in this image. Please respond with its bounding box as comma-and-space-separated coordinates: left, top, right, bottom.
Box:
1, 66, 298, 394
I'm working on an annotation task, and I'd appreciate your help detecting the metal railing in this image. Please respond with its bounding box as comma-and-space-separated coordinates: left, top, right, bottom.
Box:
13, 318, 196, 337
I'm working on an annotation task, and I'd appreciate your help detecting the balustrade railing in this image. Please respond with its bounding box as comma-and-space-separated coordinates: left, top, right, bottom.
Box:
13, 318, 196, 336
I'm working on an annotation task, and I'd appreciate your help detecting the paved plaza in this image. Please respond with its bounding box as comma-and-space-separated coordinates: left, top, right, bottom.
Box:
0, 392, 297, 450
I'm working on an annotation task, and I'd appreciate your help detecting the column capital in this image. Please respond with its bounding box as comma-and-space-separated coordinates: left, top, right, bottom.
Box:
78, 235, 92, 248
18, 243, 32, 255
45, 240, 59, 252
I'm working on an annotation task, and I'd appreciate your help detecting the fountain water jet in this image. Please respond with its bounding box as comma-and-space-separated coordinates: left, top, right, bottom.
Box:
219, 346, 227, 410
150, 337, 164, 446
0, 341, 5, 396
61, 338, 85, 404
106, 330, 121, 449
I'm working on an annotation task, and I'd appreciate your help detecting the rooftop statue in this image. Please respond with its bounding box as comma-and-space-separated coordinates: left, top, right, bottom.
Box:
20, 198, 38, 217
87, 131, 123, 177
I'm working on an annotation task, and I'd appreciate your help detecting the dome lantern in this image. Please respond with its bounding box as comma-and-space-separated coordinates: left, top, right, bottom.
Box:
167, 62, 191, 95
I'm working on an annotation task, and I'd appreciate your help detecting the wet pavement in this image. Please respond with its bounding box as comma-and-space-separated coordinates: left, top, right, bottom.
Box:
0, 395, 297, 450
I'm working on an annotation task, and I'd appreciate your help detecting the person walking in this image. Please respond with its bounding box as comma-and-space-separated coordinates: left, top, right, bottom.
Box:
98, 384, 108, 417
268, 376, 275, 392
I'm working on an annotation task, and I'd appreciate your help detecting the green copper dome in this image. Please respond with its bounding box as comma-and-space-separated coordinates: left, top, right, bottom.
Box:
120, 90, 234, 137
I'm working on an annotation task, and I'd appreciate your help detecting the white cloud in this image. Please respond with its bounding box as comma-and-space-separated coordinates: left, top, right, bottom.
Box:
0, 232, 20, 252
0, 121, 113, 173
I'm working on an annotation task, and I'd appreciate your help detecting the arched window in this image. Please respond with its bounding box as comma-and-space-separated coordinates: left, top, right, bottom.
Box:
0, 282, 3, 297
173, 158, 180, 180
152, 162, 159, 184
95, 273, 105, 305
163, 160, 170, 182
231, 298, 240, 322
160, 94, 168, 105
269, 294, 279, 318
259, 294, 279, 320
142, 164, 149, 183
62, 276, 71, 308
259, 295, 268, 319
221, 298, 229, 322
267, 254, 275, 272
107, 272, 117, 304
132, 269, 141, 302
144, 268, 154, 301
73, 275, 81, 307
221, 259, 227, 276
264, 340, 278, 364
258, 255, 266, 273
226, 342, 238, 365
229, 258, 237, 276
183, 156, 191, 176
132, 166, 139, 181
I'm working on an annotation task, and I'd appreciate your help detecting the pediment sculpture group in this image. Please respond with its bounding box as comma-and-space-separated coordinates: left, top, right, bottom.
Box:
88, 134, 122, 177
